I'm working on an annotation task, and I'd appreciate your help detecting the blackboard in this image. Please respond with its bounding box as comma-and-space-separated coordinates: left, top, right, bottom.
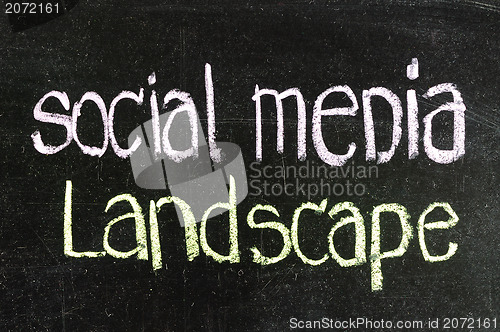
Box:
1, 1, 499, 331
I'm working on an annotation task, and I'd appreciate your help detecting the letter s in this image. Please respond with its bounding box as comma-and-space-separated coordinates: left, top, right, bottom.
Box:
31, 91, 72, 154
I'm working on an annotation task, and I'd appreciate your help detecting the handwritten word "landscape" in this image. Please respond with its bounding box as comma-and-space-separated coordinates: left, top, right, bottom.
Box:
64, 178, 459, 291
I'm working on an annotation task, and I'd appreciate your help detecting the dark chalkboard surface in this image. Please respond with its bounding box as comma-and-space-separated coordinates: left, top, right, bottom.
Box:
1, 1, 499, 331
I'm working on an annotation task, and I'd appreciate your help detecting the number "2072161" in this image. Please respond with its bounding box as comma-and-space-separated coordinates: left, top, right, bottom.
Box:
5, 2, 60, 14
443, 318, 497, 329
